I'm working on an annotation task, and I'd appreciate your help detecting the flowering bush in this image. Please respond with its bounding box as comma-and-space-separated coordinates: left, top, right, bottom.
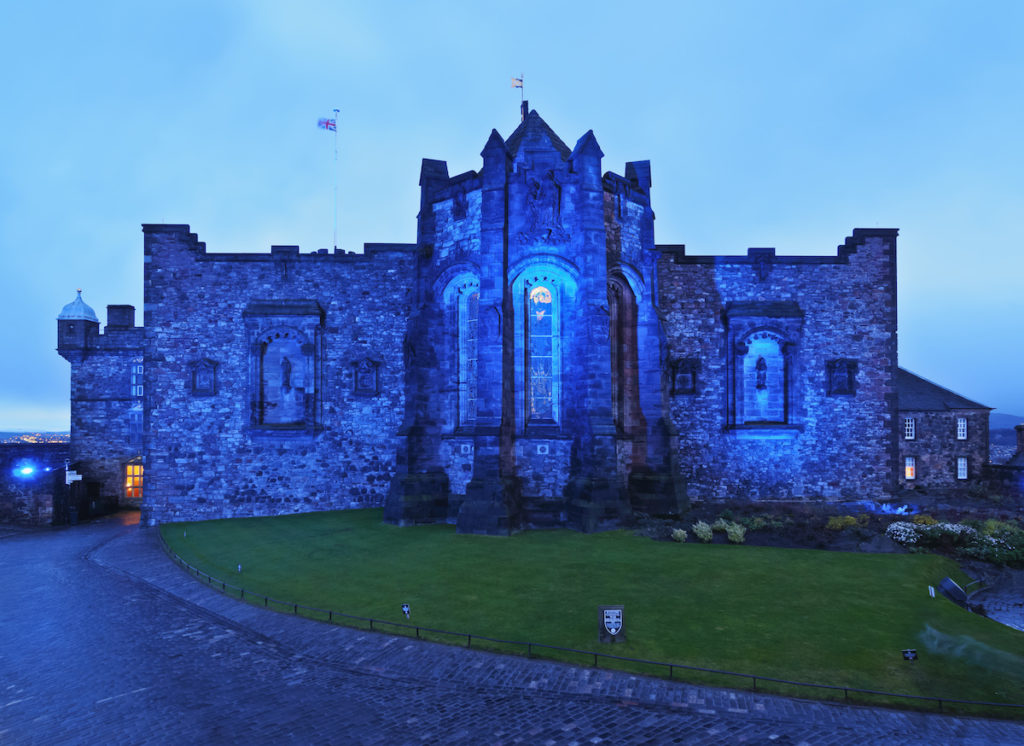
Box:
711, 517, 730, 533
725, 522, 747, 544
887, 520, 1023, 567
913, 514, 938, 526
671, 528, 688, 543
691, 521, 713, 543
886, 521, 920, 544
827, 515, 858, 531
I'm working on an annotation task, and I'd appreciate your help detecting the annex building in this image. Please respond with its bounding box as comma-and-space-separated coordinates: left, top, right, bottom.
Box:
54, 107, 994, 533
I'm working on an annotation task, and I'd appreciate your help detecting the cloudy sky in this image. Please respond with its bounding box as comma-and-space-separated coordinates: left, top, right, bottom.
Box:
1, 0, 1022, 430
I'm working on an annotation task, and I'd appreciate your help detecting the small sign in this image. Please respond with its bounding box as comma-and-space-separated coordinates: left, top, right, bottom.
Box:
401, 603, 410, 619
902, 648, 918, 661
65, 470, 82, 485
598, 605, 625, 643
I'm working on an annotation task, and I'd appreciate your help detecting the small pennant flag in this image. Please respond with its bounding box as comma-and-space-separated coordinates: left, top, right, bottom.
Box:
318, 117, 337, 131
511, 76, 523, 89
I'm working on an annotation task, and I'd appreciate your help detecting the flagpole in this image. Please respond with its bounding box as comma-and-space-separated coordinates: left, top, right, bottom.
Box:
333, 108, 339, 251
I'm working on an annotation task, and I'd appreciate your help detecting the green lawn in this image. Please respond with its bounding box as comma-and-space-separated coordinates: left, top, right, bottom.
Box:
161, 509, 1024, 714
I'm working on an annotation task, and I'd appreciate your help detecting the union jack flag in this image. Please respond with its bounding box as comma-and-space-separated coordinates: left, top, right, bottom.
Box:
318, 118, 336, 131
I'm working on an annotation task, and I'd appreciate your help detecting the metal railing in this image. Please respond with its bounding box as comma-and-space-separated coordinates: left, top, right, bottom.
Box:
159, 535, 1024, 716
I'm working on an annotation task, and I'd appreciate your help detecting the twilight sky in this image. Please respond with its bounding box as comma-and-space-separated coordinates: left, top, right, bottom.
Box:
1, 1, 1022, 430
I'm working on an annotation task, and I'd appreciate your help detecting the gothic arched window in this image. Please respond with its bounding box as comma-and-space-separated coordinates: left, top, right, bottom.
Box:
459, 288, 479, 426
511, 261, 577, 432
526, 284, 556, 423
608, 276, 640, 434
441, 274, 480, 429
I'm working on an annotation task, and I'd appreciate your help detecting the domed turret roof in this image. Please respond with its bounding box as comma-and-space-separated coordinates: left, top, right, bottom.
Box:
57, 290, 99, 323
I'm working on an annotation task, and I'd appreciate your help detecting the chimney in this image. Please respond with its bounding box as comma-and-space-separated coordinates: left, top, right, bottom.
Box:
1015, 424, 1024, 456
521, 99, 529, 122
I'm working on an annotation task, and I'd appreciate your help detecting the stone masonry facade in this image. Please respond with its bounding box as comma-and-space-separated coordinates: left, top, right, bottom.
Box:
56, 106, 997, 530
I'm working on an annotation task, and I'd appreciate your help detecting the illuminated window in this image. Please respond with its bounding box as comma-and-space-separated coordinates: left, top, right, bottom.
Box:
526, 285, 555, 423
903, 417, 915, 440
957, 457, 968, 480
130, 362, 144, 398
125, 462, 143, 498
904, 456, 916, 481
956, 417, 967, 440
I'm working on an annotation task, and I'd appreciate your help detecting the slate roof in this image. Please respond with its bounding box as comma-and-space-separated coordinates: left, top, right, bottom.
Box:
504, 109, 572, 160
896, 368, 991, 411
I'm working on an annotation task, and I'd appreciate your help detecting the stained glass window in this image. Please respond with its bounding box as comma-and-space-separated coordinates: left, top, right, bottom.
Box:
527, 285, 554, 422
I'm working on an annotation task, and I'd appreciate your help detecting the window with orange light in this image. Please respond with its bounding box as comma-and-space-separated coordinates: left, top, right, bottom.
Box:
125, 463, 143, 498
904, 456, 916, 481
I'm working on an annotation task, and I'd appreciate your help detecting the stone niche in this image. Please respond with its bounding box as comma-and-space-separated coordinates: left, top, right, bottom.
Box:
243, 300, 325, 433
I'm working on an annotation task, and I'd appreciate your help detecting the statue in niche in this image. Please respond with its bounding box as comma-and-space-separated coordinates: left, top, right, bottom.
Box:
755, 357, 768, 390
519, 170, 569, 245
281, 357, 292, 393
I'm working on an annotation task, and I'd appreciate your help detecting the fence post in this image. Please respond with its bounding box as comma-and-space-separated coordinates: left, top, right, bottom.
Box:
467, 635, 472, 648
329, 610, 332, 623
241, 589, 244, 599
370, 619, 374, 631
669, 665, 674, 680
264, 597, 267, 607
416, 627, 420, 639
294, 604, 298, 615
752, 676, 757, 691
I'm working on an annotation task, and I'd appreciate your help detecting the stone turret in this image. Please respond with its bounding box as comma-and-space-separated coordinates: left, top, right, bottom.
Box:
57, 290, 99, 363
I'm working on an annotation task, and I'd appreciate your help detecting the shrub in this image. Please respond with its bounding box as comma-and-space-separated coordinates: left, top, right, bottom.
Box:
691, 521, 713, 543
826, 515, 858, 531
913, 514, 938, 526
725, 522, 746, 544
886, 521, 920, 544
746, 516, 769, 531
711, 517, 730, 533
671, 528, 688, 543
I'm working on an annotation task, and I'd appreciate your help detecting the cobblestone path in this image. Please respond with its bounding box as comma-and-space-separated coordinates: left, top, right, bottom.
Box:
2, 515, 1023, 744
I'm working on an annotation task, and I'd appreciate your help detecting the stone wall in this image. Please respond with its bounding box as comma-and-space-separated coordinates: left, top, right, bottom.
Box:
58, 307, 144, 505
141, 225, 415, 525
0, 443, 69, 525
658, 230, 899, 501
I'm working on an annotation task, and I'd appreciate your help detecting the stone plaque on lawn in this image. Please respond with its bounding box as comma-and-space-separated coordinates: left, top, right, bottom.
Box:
599, 605, 625, 643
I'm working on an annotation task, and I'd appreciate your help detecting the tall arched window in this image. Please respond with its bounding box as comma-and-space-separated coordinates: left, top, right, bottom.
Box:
608, 276, 639, 434
512, 260, 577, 431
441, 272, 480, 430
459, 289, 479, 426
526, 284, 555, 423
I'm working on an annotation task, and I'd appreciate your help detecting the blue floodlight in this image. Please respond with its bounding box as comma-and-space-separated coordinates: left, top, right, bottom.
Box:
14, 465, 35, 477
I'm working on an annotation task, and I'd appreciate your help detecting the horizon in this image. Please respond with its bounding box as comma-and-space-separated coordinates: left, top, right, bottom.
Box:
2, 1, 1023, 429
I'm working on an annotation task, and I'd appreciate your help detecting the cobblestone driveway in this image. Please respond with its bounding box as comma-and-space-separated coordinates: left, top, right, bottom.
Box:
2, 514, 1022, 745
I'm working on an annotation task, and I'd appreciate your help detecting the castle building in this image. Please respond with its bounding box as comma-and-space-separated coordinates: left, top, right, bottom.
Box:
55, 107, 994, 532
896, 368, 991, 490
